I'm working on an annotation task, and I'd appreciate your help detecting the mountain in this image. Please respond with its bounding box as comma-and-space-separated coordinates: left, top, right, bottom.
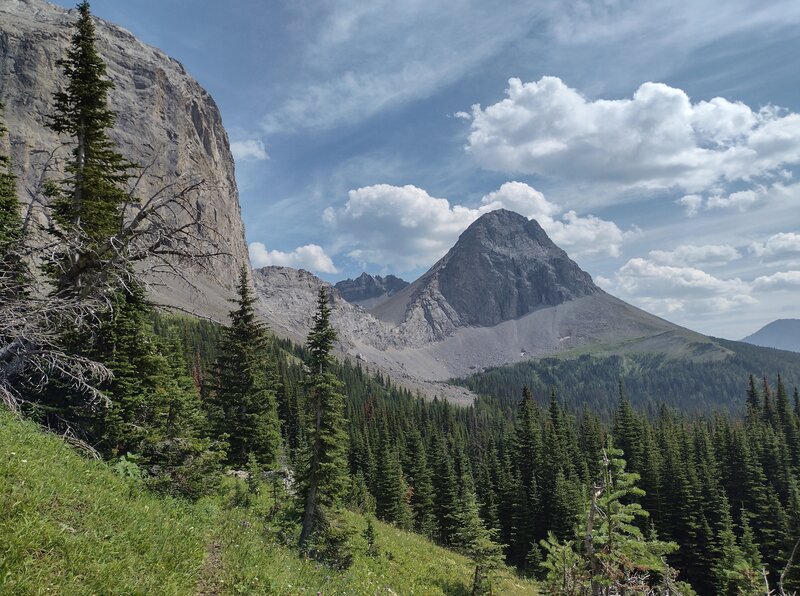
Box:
742, 319, 800, 353
253, 210, 728, 397
0, 0, 249, 319
371, 209, 600, 337
334, 272, 409, 308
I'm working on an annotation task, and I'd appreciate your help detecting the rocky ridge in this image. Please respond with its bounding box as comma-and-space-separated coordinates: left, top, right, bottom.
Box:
334, 273, 409, 309
0, 0, 249, 319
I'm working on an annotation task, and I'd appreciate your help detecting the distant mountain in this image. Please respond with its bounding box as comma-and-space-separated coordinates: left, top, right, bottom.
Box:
334, 273, 409, 308
253, 209, 728, 395
742, 319, 800, 353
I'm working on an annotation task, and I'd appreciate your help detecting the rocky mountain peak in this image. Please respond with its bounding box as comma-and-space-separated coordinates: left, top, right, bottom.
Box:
366, 209, 602, 342
456, 208, 557, 253
335, 272, 409, 306
375, 208, 601, 333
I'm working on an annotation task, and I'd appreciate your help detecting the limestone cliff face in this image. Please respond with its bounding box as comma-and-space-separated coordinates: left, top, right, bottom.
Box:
0, 0, 249, 319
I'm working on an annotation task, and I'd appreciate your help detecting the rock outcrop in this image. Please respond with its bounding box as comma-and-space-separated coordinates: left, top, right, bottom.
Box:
334, 273, 409, 308
0, 0, 249, 319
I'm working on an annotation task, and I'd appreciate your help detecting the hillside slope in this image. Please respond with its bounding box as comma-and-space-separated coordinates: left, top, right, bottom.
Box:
742, 319, 800, 353
0, 410, 537, 595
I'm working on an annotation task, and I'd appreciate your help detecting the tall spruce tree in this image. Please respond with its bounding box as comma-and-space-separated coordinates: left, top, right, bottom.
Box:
298, 287, 349, 550
46, 1, 132, 295
374, 422, 412, 527
405, 429, 437, 537
209, 266, 281, 467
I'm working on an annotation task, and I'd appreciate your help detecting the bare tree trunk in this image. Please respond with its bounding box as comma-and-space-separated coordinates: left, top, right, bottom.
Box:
586, 483, 603, 596
780, 536, 800, 596
299, 390, 323, 550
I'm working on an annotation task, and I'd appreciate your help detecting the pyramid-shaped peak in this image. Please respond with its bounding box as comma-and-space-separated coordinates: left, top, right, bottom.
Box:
416, 208, 600, 328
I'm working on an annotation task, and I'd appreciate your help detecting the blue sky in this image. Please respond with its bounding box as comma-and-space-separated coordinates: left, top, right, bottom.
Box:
58, 0, 800, 339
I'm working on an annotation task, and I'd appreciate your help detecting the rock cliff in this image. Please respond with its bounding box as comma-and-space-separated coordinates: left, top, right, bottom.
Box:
334, 273, 409, 308
0, 0, 249, 319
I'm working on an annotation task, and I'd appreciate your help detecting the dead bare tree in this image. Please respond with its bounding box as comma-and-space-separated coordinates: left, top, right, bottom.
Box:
1, 158, 229, 415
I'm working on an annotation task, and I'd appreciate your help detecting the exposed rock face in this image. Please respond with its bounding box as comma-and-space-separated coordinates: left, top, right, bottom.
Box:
371, 209, 600, 341
0, 0, 249, 319
252, 266, 394, 352
334, 273, 409, 308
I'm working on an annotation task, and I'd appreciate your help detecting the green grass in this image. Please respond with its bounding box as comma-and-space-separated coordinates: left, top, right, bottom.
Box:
0, 411, 537, 595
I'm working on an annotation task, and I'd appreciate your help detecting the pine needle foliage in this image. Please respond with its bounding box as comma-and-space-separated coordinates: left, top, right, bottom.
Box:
209, 266, 282, 467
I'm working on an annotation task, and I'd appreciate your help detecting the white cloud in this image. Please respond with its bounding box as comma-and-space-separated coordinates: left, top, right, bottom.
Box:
608, 257, 756, 316
648, 244, 740, 266
750, 233, 800, 262
231, 139, 269, 161
249, 242, 339, 274
465, 77, 800, 195
752, 270, 800, 290
677, 194, 703, 217
705, 187, 764, 211
324, 182, 633, 271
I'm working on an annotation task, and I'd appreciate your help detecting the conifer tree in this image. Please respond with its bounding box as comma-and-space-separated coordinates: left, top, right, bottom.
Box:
209, 266, 281, 467
511, 386, 542, 564
0, 103, 25, 296
374, 423, 411, 527
298, 288, 349, 551
745, 374, 761, 424
405, 429, 437, 537
540, 440, 686, 594
46, 0, 132, 295
713, 502, 765, 595
451, 486, 505, 595
431, 433, 462, 545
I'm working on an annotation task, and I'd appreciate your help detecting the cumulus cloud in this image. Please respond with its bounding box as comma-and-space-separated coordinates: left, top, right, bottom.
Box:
750, 232, 800, 262
648, 244, 740, 266
752, 270, 800, 290
607, 257, 756, 315
603, 246, 800, 321
231, 139, 269, 161
324, 182, 633, 271
465, 77, 800, 195
249, 242, 338, 273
